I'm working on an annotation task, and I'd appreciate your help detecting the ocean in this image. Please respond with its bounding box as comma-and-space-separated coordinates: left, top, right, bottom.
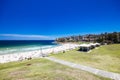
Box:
0, 40, 58, 55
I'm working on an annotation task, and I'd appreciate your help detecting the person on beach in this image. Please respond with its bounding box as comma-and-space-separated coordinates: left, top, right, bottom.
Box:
27, 57, 32, 60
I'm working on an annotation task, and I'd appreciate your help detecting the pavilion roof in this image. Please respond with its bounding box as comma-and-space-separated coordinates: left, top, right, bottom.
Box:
80, 44, 91, 47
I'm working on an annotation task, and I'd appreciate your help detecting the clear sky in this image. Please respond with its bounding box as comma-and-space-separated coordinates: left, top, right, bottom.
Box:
0, 0, 120, 40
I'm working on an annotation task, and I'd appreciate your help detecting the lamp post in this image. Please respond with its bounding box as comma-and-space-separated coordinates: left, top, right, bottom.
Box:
40, 47, 42, 57
41, 47, 46, 57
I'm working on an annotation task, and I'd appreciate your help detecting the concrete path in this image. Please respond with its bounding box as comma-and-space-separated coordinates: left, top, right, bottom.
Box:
45, 57, 120, 80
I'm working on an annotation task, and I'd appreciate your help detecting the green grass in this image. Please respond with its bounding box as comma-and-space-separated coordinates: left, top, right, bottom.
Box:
0, 58, 110, 80
51, 44, 120, 73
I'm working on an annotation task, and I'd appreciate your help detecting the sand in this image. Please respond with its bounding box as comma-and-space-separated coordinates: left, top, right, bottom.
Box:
0, 43, 80, 63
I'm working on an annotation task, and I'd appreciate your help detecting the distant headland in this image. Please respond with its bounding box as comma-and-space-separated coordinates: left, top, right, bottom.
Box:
56, 32, 120, 44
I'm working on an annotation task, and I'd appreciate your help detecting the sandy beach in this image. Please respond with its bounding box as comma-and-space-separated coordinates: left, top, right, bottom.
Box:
0, 43, 80, 63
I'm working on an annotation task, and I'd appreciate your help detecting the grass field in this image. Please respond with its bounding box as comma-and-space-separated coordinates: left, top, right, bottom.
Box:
51, 44, 120, 73
0, 58, 110, 80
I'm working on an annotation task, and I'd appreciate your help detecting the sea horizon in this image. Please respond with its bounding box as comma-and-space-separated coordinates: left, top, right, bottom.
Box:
0, 40, 58, 55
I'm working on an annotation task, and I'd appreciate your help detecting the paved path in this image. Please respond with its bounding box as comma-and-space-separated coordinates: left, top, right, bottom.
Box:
45, 57, 120, 80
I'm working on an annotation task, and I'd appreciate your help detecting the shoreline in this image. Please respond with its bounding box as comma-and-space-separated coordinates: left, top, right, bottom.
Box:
0, 43, 80, 63
0, 45, 59, 55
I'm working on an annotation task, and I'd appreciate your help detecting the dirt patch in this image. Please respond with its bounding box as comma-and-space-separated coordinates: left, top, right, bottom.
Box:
26, 63, 32, 66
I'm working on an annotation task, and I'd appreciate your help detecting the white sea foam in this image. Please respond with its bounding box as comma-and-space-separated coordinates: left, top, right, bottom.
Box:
0, 43, 80, 63
0, 45, 55, 55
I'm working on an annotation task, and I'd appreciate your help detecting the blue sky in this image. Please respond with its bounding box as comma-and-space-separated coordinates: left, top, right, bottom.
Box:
0, 0, 120, 40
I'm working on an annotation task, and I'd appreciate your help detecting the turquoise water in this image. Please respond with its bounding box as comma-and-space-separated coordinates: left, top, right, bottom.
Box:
0, 40, 58, 55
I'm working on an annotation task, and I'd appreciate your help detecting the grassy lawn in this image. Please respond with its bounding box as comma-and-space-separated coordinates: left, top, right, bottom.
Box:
0, 58, 110, 80
51, 44, 120, 73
